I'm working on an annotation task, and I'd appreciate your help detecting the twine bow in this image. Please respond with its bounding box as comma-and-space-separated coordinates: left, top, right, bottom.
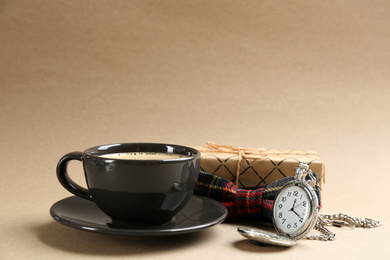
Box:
198, 142, 321, 186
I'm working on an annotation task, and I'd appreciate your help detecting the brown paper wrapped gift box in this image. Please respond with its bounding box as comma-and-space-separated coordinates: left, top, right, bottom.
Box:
194, 142, 325, 189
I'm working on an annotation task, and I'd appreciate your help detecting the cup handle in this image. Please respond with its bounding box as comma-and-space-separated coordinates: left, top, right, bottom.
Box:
56, 152, 92, 201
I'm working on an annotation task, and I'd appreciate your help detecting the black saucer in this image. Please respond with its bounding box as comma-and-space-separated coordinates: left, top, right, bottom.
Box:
50, 195, 227, 237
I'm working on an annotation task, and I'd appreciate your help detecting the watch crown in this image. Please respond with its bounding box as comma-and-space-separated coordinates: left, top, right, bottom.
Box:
295, 162, 308, 174
294, 162, 312, 183
297, 162, 309, 170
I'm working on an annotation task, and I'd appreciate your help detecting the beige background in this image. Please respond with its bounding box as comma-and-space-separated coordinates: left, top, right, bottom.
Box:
1, 0, 389, 259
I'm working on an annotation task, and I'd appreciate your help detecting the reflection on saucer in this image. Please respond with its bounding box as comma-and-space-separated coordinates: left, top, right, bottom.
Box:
106, 218, 176, 230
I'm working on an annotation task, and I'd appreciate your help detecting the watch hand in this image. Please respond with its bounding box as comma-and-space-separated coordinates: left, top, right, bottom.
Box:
288, 206, 302, 218
291, 209, 302, 219
293, 201, 305, 209
289, 199, 297, 212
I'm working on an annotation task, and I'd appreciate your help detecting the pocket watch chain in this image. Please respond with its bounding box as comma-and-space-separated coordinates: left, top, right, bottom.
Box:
295, 163, 382, 241
305, 213, 383, 241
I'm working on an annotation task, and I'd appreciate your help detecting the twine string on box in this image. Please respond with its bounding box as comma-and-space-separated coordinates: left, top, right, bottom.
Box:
197, 142, 322, 186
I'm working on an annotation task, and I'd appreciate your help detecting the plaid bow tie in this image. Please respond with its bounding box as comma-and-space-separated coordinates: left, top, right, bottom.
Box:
195, 171, 321, 222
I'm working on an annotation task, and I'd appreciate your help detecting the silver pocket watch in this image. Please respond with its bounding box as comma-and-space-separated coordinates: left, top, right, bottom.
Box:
238, 162, 382, 246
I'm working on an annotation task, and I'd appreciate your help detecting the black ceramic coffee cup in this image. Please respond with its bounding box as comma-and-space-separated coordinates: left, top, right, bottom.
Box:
56, 143, 200, 224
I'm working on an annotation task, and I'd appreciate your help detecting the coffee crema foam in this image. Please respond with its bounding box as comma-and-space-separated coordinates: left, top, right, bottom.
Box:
99, 152, 189, 160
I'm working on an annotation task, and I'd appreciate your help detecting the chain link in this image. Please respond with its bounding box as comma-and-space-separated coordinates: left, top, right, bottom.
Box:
304, 213, 383, 241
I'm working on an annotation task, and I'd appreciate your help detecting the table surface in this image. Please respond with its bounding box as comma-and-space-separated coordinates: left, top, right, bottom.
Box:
1, 1, 389, 259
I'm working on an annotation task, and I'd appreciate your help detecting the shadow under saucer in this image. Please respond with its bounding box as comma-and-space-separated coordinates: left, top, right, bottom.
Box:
32, 221, 212, 256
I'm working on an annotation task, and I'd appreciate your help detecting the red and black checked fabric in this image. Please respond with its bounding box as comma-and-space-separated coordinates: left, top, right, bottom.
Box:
195, 171, 321, 222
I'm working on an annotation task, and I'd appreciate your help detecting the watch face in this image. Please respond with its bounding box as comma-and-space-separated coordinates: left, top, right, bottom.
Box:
273, 182, 317, 238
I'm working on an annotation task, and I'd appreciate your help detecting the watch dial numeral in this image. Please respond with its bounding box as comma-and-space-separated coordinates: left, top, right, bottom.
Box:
282, 218, 286, 224
303, 201, 307, 207
287, 223, 291, 229
293, 191, 298, 197
287, 192, 292, 197
281, 197, 287, 202
278, 212, 283, 218
278, 204, 283, 209
294, 223, 298, 228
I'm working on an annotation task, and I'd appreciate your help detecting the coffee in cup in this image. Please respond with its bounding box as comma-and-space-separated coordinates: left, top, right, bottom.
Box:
56, 143, 200, 224
99, 152, 189, 160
